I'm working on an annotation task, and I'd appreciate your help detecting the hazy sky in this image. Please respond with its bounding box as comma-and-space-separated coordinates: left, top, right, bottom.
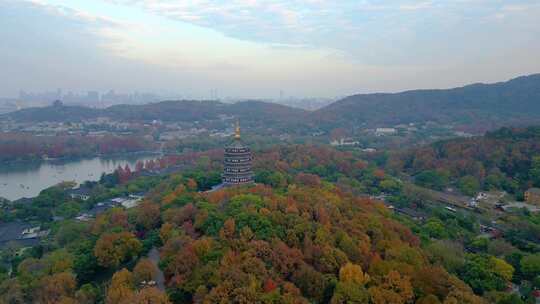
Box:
1, 0, 539, 99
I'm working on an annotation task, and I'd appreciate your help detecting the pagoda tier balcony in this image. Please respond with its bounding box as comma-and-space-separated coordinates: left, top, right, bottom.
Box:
222, 175, 253, 181
224, 158, 252, 164
224, 152, 252, 157
223, 161, 252, 166
224, 167, 253, 173
224, 147, 251, 153
223, 176, 253, 184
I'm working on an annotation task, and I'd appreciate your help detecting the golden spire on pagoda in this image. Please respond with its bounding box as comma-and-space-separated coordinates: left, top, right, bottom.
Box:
234, 120, 241, 140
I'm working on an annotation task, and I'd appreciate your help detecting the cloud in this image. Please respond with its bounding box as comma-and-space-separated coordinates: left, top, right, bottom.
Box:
0, 0, 378, 98
1, 0, 539, 98
25, 0, 121, 28
0, 1, 177, 95
101, 0, 539, 64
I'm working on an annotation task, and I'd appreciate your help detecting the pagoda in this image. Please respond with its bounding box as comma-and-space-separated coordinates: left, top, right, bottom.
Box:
222, 121, 253, 186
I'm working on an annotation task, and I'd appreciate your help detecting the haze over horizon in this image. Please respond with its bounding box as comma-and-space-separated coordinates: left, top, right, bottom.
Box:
1, 0, 540, 99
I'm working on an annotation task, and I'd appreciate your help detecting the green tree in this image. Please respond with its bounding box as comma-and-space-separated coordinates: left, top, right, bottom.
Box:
458, 176, 480, 196
331, 282, 369, 304
532, 275, 540, 289
529, 156, 540, 187
415, 170, 448, 190
496, 294, 525, 304
489, 257, 514, 282
520, 254, 540, 279
379, 179, 401, 194
423, 219, 448, 239
425, 240, 465, 274
461, 255, 507, 294
73, 240, 100, 284
75, 284, 100, 304
484, 173, 505, 190
55, 221, 89, 246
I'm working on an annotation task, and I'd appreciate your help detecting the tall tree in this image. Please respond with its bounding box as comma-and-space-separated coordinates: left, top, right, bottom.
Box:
94, 232, 142, 268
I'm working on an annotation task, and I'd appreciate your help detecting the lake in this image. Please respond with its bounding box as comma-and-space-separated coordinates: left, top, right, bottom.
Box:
0, 154, 158, 201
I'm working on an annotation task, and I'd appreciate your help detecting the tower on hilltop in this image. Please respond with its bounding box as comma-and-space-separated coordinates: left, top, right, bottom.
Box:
222, 121, 253, 186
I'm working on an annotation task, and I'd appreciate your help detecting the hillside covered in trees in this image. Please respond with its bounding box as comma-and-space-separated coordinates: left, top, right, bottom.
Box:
0, 133, 155, 162
312, 74, 540, 132
4, 74, 540, 134
2, 100, 308, 127
387, 126, 540, 196
4, 144, 537, 303
0, 177, 484, 304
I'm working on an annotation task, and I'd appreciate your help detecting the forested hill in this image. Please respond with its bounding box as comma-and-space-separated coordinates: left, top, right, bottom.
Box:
3, 103, 100, 122
387, 126, 540, 195
2, 100, 308, 125
108, 100, 309, 128
5, 74, 540, 133
312, 73, 540, 131
0, 144, 488, 303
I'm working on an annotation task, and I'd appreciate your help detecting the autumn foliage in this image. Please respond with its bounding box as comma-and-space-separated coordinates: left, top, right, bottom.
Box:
1, 144, 498, 303
94, 231, 142, 268
142, 176, 484, 303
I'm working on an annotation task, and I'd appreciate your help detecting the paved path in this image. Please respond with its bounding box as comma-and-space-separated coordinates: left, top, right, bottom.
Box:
148, 247, 166, 291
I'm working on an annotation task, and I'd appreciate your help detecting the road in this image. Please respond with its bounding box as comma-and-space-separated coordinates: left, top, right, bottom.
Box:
148, 247, 166, 291
405, 182, 473, 210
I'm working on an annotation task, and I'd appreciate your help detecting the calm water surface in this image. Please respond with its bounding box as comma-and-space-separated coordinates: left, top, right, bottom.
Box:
0, 155, 157, 201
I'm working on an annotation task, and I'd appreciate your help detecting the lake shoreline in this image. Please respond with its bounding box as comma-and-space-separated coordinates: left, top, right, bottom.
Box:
0, 153, 161, 201
0, 150, 162, 167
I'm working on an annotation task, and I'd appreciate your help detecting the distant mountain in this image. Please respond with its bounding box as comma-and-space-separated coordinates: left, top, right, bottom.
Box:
1, 100, 308, 131
5, 74, 540, 133
106, 100, 308, 124
0, 98, 18, 115
106, 100, 225, 122
4, 103, 100, 122
226, 100, 309, 125
312, 74, 540, 131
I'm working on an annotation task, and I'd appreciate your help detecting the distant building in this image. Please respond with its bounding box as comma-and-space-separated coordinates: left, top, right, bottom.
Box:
525, 188, 540, 205
477, 224, 502, 239
0, 222, 49, 249
67, 187, 91, 201
121, 194, 144, 209
375, 128, 397, 136
222, 121, 253, 186
468, 199, 479, 208
330, 138, 360, 146
454, 131, 474, 138
361, 148, 377, 153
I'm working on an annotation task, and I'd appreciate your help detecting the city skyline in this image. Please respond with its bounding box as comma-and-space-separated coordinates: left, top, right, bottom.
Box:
8, 87, 336, 103
1, 0, 539, 99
